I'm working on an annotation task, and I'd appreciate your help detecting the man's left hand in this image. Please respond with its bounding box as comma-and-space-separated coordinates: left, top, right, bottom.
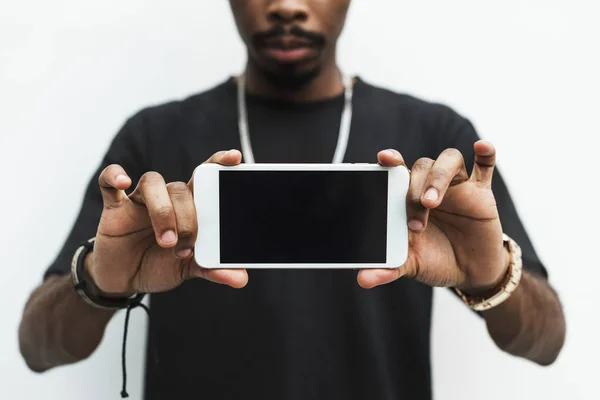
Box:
358, 141, 509, 293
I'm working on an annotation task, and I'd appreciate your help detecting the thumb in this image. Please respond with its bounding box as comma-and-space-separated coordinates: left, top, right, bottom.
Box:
188, 149, 243, 193
471, 140, 496, 186
184, 262, 249, 289
199, 268, 249, 289
357, 256, 417, 289
357, 268, 405, 289
98, 164, 131, 208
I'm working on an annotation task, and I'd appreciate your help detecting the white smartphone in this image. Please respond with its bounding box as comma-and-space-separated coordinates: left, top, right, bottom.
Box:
193, 163, 410, 269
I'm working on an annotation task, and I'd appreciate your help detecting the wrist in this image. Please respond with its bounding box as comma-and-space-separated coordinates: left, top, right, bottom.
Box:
83, 250, 135, 300
460, 246, 511, 296
455, 233, 523, 312
72, 238, 145, 310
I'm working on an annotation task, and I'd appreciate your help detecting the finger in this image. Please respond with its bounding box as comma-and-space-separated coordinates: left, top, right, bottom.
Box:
201, 268, 249, 288
420, 148, 468, 209
98, 164, 132, 209
167, 182, 198, 259
203, 149, 242, 166
377, 149, 406, 167
357, 254, 420, 288
471, 140, 496, 186
357, 268, 404, 288
183, 262, 249, 289
189, 149, 243, 193
406, 157, 433, 232
130, 172, 178, 248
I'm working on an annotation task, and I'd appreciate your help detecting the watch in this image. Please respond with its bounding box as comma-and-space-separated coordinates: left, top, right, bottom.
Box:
455, 233, 523, 312
70, 238, 145, 310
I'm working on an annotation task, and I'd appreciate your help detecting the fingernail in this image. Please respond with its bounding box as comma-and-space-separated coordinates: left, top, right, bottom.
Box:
176, 248, 192, 258
408, 220, 424, 231
424, 188, 439, 202
116, 174, 128, 184
161, 230, 176, 244
384, 150, 395, 157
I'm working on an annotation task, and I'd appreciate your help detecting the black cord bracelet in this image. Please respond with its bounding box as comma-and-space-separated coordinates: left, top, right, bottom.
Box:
71, 238, 146, 310
71, 238, 154, 398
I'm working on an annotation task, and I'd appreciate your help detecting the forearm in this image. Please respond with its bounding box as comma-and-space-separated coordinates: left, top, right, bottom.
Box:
483, 269, 565, 365
18, 273, 115, 372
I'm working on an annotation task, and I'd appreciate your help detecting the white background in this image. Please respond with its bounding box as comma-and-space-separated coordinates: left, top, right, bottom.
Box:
1, 1, 599, 399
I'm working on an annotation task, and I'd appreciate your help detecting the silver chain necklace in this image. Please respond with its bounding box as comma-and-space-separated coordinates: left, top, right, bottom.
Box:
237, 73, 354, 164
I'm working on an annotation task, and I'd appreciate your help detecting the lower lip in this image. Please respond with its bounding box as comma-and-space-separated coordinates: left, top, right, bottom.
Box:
263, 47, 314, 63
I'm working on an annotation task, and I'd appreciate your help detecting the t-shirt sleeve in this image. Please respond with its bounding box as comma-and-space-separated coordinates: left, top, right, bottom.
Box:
43, 113, 150, 279
438, 108, 548, 280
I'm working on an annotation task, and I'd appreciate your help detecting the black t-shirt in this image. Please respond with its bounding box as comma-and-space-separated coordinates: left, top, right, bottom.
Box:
45, 77, 546, 400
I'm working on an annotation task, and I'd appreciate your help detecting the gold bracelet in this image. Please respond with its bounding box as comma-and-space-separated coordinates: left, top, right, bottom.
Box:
454, 234, 523, 312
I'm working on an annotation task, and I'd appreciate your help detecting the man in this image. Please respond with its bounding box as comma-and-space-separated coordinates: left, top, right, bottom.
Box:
19, 1, 566, 399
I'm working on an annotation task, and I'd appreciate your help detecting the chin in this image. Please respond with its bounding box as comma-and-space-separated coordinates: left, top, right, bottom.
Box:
259, 63, 322, 89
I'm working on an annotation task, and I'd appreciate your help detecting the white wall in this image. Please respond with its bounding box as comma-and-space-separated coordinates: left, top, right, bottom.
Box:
1, 0, 598, 399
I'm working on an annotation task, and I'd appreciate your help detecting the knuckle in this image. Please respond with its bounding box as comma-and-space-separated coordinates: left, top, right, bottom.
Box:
108, 163, 123, 173
98, 173, 106, 187
139, 171, 164, 186
204, 150, 228, 164
408, 188, 426, 206
177, 231, 196, 245
99, 164, 118, 184
102, 164, 120, 174
167, 181, 191, 197
408, 191, 424, 205
442, 147, 463, 159
154, 205, 175, 220
430, 168, 450, 182
412, 157, 434, 171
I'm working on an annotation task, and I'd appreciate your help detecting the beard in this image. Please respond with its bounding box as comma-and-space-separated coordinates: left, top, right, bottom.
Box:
248, 24, 327, 90
253, 61, 322, 90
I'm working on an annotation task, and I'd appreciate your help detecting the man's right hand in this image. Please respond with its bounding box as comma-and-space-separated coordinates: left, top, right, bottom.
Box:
89, 150, 248, 297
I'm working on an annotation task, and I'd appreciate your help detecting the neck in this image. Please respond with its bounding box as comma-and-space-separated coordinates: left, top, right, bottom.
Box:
243, 55, 343, 102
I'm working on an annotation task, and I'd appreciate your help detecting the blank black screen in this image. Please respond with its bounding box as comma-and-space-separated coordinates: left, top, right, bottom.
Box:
219, 170, 388, 264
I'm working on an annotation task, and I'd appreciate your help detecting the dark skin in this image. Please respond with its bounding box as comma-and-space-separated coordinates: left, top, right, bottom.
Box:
19, 0, 564, 374
230, 0, 351, 101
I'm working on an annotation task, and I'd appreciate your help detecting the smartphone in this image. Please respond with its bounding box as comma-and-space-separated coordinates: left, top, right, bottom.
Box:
193, 163, 409, 269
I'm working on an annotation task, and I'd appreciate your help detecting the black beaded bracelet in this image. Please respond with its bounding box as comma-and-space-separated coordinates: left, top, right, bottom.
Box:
70, 238, 145, 309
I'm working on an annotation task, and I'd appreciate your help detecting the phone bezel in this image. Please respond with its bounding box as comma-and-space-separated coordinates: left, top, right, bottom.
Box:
193, 163, 409, 269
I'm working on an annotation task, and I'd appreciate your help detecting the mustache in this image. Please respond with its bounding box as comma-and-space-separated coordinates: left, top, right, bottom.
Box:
251, 25, 326, 48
